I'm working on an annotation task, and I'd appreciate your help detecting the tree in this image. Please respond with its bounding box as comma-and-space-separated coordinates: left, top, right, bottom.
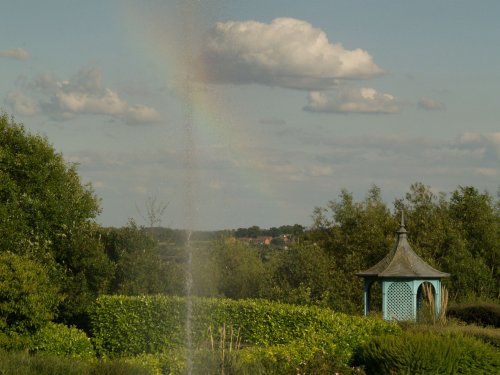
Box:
307, 185, 395, 313
0, 113, 110, 325
209, 238, 268, 299
100, 220, 175, 295
265, 242, 332, 306
447, 186, 499, 300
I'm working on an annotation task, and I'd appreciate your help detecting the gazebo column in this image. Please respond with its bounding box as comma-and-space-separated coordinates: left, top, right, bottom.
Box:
363, 279, 373, 316
382, 281, 388, 320
411, 280, 418, 320
434, 280, 441, 319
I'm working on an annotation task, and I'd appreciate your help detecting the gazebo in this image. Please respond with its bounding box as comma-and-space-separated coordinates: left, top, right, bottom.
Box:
356, 215, 449, 321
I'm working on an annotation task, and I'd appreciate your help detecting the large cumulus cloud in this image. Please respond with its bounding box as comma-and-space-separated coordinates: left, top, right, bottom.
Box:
199, 17, 383, 90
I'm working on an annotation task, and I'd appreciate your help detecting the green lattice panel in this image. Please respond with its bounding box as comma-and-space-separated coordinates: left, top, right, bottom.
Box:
387, 282, 413, 320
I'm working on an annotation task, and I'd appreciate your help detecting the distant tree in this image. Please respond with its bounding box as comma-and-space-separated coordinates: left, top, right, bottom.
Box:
268, 227, 280, 238
100, 221, 175, 295
247, 225, 261, 238
209, 238, 269, 299
265, 242, 332, 306
137, 194, 169, 228
235, 228, 248, 238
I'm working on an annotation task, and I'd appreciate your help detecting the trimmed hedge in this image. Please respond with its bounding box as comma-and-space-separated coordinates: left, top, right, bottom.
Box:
355, 332, 500, 375
447, 303, 500, 328
88, 295, 400, 363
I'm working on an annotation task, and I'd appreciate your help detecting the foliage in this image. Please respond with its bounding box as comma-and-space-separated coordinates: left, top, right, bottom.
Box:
30, 322, 95, 360
264, 243, 332, 306
396, 183, 499, 303
307, 185, 396, 313
205, 238, 269, 299
447, 302, 500, 328
233, 224, 304, 239
88, 295, 400, 360
355, 331, 500, 375
300, 183, 500, 313
99, 221, 173, 296
0, 252, 60, 334
0, 114, 112, 327
402, 321, 500, 349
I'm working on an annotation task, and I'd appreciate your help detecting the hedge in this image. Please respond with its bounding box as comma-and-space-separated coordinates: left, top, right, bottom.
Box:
88, 295, 400, 363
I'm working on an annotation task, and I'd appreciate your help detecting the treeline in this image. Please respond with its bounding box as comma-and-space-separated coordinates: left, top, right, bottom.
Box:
145, 224, 305, 243
233, 224, 305, 238
0, 113, 498, 337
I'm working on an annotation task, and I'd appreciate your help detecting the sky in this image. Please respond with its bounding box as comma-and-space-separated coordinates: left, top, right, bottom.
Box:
1, 1, 499, 230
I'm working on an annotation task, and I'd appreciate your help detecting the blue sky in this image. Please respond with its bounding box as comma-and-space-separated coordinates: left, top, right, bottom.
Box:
1, 1, 499, 230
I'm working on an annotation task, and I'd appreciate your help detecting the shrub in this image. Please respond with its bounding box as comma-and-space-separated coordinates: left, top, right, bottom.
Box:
447, 302, 500, 328
30, 322, 95, 360
0, 253, 60, 334
404, 321, 500, 349
89, 295, 401, 366
0, 330, 32, 352
355, 331, 500, 375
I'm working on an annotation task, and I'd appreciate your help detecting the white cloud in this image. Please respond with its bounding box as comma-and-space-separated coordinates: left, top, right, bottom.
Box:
304, 86, 400, 114
0, 48, 30, 60
418, 97, 444, 111
26, 67, 161, 124
456, 132, 500, 161
124, 105, 162, 124
4, 91, 38, 116
475, 168, 498, 177
199, 17, 383, 90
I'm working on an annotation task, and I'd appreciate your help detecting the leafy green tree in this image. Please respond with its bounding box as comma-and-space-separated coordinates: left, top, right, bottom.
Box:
0, 253, 60, 334
307, 186, 395, 313
394, 183, 453, 266
209, 238, 269, 299
265, 243, 332, 306
100, 221, 175, 295
247, 225, 261, 238
447, 186, 499, 300
0, 114, 111, 325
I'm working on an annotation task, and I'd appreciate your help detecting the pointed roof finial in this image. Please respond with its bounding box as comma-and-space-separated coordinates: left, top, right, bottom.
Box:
397, 210, 407, 236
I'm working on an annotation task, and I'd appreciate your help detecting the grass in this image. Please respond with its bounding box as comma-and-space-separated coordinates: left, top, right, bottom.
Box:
0, 350, 150, 375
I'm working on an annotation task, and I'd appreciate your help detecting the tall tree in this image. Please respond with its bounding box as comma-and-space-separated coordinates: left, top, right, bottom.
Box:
0, 114, 112, 325
308, 185, 395, 313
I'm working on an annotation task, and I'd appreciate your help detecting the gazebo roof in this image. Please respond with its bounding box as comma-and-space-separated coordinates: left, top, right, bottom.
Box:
356, 215, 450, 279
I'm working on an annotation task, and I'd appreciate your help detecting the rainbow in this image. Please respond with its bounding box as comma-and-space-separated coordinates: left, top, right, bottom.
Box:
119, 1, 278, 210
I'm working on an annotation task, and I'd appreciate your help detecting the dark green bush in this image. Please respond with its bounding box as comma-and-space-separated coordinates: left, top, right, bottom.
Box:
447, 303, 500, 328
355, 331, 500, 375
30, 322, 95, 359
